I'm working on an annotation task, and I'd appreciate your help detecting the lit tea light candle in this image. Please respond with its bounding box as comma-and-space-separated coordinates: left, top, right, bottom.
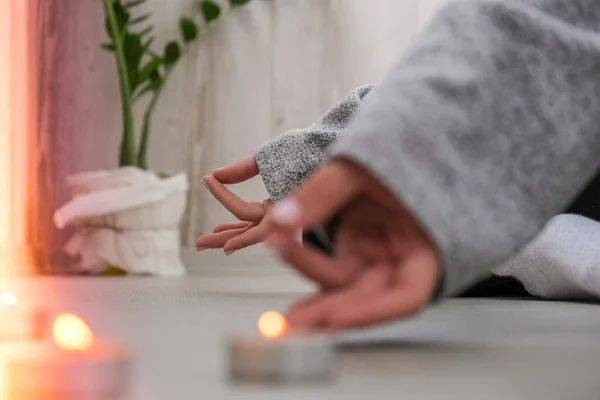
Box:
5, 312, 131, 399
228, 310, 335, 383
0, 291, 47, 341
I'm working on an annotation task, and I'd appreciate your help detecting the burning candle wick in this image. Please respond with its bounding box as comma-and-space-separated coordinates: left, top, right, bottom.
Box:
52, 313, 95, 351
258, 311, 289, 339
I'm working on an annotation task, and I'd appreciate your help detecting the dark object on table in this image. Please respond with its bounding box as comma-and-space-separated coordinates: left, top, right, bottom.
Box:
564, 169, 600, 222
456, 276, 532, 298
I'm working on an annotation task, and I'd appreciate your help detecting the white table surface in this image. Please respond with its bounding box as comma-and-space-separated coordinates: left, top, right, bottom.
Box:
1, 276, 600, 400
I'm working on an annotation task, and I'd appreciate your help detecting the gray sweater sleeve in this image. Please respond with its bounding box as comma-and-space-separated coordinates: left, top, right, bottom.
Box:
256, 85, 373, 203
330, 0, 600, 296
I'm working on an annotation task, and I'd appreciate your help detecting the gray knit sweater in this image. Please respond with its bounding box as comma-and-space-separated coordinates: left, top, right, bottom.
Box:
256, 0, 600, 297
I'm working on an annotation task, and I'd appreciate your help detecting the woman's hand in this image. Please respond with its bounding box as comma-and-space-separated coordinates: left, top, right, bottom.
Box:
196, 156, 272, 255
264, 159, 442, 331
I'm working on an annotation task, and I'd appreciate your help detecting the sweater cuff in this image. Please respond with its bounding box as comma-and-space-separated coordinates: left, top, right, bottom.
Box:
256, 85, 375, 203
255, 134, 306, 204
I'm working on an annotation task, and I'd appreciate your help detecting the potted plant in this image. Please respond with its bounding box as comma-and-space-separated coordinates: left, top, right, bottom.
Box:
53, 0, 252, 276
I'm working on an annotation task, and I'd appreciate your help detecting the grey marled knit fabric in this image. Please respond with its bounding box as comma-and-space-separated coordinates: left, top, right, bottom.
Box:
257, 0, 600, 298
256, 85, 373, 203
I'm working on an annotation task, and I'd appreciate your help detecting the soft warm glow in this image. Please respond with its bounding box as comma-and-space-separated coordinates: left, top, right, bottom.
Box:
0, 0, 12, 252
0, 292, 18, 308
258, 311, 288, 339
0, 0, 37, 275
52, 313, 94, 351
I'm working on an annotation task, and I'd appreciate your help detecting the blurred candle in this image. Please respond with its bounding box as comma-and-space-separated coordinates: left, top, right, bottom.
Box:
228, 310, 335, 383
0, 291, 47, 341
5, 313, 131, 400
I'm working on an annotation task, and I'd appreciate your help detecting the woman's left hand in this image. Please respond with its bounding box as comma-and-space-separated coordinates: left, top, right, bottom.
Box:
196, 156, 272, 255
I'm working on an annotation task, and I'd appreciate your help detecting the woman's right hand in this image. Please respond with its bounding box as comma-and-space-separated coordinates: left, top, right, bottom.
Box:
196, 156, 273, 255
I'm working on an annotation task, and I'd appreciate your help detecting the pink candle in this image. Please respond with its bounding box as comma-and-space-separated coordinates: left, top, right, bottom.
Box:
5, 313, 131, 400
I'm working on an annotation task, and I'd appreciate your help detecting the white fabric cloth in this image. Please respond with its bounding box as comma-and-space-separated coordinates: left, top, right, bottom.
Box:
493, 214, 600, 299
53, 167, 189, 276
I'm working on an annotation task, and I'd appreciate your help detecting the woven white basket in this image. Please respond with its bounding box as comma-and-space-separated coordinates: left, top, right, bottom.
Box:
54, 167, 188, 276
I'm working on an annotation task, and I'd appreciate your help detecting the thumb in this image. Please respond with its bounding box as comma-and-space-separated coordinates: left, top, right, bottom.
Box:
269, 160, 364, 230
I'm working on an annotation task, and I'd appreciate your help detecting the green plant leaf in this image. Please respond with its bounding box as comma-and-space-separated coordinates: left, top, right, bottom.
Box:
124, 34, 144, 64
139, 57, 163, 83
200, 0, 221, 22
138, 26, 153, 37
163, 41, 181, 66
101, 42, 115, 52
135, 69, 162, 99
135, 68, 163, 100
104, 2, 129, 39
124, 0, 146, 8
130, 12, 151, 25
230, 0, 251, 5
113, 1, 131, 34
142, 36, 155, 52
132, 62, 163, 100
124, 33, 145, 91
149, 69, 162, 88
135, 82, 156, 99
179, 17, 198, 43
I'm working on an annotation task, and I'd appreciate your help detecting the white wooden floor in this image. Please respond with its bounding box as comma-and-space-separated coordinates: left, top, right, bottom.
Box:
1, 277, 600, 400
181, 246, 316, 293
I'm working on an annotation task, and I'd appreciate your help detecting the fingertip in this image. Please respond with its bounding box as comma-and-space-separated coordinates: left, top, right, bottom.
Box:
195, 235, 211, 249
212, 168, 225, 180
223, 241, 238, 254
203, 175, 221, 192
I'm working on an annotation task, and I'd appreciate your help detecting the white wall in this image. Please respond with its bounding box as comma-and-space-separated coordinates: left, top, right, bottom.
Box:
418, 0, 450, 29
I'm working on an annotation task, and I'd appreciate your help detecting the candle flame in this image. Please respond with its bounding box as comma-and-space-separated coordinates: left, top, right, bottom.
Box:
0, 292, 18, 308
258, 311, 288, 339
52, 313, 94, 351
